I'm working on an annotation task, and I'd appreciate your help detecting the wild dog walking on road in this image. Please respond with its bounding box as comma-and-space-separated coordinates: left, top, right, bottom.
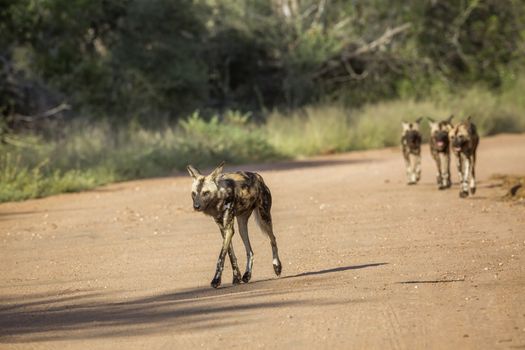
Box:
187, 162, 282, 288
401, 118, 423, 185
428, 115, 454, 190
449, 116, 479, 198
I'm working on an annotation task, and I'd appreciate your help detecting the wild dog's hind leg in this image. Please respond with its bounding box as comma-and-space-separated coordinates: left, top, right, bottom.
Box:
211, 210, 236, 288
237, 214, 254, 283
255, 184, 282, 276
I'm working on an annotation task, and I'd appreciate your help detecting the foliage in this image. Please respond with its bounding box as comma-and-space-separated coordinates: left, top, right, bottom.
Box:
2, 0, 524, 121
2, 75, 525, 202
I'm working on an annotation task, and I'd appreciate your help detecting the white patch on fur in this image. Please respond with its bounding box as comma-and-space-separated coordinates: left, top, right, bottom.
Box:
429, 122, 439, 133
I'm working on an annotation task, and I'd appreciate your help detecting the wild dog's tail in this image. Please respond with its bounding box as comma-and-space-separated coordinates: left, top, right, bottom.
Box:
254, 178, 273, 237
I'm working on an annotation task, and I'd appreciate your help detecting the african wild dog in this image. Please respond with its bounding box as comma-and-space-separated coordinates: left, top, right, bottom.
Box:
449, 116, 479, 198
401, 118, 423, 185
187, 162, 282, 288
428, 115, 454, 190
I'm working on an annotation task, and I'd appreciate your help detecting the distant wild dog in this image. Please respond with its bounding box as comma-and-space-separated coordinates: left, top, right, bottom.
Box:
428, 115, 454, 190
449, 116, 479, 198
401, 118, 423, 185
187, 162, 282, 288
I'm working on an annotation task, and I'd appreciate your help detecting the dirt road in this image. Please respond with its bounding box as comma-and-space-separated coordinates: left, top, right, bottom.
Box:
1, 134, 524, 349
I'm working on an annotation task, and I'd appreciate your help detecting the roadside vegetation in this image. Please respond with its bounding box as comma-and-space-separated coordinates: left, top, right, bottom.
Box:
2, 75, 525, 202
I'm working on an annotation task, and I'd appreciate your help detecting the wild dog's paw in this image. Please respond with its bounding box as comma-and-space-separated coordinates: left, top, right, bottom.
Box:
438, 184, 447, 190
232, 274, 242, 285
459, 190, 469, 198
273, 262, 282, 277
407, 181, 416, 186
470, 187, 476, 195
210, 277, 222, 289
242, 271, 252, 283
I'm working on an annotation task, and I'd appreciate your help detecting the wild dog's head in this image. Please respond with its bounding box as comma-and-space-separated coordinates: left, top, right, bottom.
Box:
449, 116, 474, 153
401, 117, 423, 151
428, 115, 453, 152
186, 161, 225, 212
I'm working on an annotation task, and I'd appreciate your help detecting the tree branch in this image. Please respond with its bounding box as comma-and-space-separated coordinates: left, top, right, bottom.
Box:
315, 22, 412, 78
12, 103, 70, 123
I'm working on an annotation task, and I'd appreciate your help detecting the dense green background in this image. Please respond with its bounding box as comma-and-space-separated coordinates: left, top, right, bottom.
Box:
1, 0, 525, 201
2, 0, 524, 125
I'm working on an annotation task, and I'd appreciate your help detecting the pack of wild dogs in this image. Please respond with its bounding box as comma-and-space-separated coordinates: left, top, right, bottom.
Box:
401, 115, 479, 197
187, 115, 479, 288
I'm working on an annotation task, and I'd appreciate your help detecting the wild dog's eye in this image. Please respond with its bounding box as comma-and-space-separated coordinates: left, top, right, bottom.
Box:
191, 192, 196, 198
202, 191, 210, 196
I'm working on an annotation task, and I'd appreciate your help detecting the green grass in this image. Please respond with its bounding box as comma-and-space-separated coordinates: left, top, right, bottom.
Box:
2, 77, 525, 202
267, 74, 525, 156
0, 111, 282, 202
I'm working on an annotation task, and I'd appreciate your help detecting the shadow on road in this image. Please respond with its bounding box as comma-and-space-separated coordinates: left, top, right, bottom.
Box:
0, 207, 95, 221
0, 262, 386, 343
397, 278, 465, 284
283, 263, 388, 279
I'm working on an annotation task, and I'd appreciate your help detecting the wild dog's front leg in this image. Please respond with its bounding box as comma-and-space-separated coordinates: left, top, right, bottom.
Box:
432, 153, 442, 186
413, 154, 421, 182
211, 210, 236, 288
228, 247, 242, 285
459, 153, 470, 198
404, 149, 418, 185
215, 218, 242, 285
469, 154, 476, 195
444, 152, 451, 188
438, 153, 451, 189
454, 152, 463, 184
402, 148, 413, 184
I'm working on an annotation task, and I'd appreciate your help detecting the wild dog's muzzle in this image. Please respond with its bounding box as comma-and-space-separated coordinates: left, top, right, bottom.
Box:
433, 131, 449, 152
192, 199, 205, 211
452, 136, 468, 153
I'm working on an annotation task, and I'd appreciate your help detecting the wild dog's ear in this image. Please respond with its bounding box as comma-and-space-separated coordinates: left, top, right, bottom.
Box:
466, 115, 472, 122
186, 165, 201, 179
428, 118, 439, 131
209, 161, 225, 180
415, 117, 423, 123
447, 114, 454, 123
401, 121, 410, 131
